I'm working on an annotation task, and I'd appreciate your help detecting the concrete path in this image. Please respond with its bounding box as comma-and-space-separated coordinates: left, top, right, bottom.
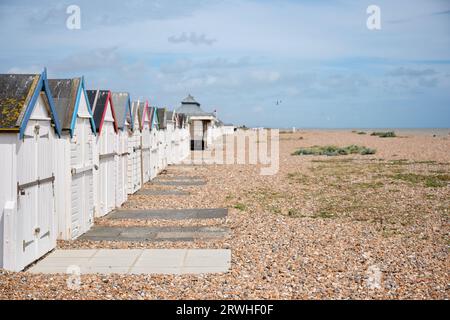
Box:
152, 180, 206, 186
107, 208, 228, 220
28, 249, 231, 275
81, 226, 229, 242
154, 175, 203, 181
135, 189, 189, 196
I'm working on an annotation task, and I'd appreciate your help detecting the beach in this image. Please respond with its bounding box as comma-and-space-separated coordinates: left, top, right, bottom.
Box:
1, 129, 449, 299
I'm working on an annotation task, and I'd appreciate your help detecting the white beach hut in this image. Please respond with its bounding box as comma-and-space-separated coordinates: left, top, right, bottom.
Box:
137, 101, 152, 185
166, 111, 176, 165
177, 113, 190, 161
175, 95, 217, 150
0, 70, 62, 271
111, 92, 133, 207
149, 106, 159, 179
156, 108, 168, 172
127, 101, 142, 194
50, 77, 96, 240
87, 90, 119, 217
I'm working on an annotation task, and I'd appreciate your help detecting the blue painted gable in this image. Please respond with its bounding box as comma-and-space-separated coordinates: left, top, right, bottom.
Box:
69, 76, 97, 137
19, 68, 62, 139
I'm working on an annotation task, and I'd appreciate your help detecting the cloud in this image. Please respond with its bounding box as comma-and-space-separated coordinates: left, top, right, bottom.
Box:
53, 46, 122, 72
168, 32, 217, 46
160, 57, 251, 74
250, 70, 281, 83
387, 9, 450, 24
252, 106, 263, 113
418, 77, 438, 88
387, 67, 437, 77
7, 65, 43, 74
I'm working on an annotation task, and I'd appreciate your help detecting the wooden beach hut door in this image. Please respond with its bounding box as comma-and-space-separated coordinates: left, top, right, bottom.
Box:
115, 127, 128, 207
142, 122, 151, 183
70, 116, 94, 239
16, 95, 56, 268
98, 107, 116, 217
150, 130, 158, 179
127, 128, 141, 194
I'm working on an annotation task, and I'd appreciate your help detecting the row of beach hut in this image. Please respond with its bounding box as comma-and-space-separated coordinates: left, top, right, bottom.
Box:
0, 70, 192, 271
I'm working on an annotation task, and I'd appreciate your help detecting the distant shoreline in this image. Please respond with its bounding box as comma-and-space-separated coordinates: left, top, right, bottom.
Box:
265, 128, 450, 136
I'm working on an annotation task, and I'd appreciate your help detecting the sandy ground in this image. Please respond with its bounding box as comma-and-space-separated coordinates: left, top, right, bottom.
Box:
1, 129, 449, 299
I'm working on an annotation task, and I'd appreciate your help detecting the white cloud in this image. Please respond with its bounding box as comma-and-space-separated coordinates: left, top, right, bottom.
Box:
168, 32, 217, 46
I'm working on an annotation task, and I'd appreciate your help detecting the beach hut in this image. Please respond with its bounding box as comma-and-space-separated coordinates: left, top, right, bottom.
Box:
178, 113, 190, 160
137, 101, 152, 185
111, 92, 132, 207
87, 90, 118, 217
0, 70, 62, 271
175, 95, 217, 150
127, 101, 142, 194
166, 111, 176, 165
156, 108, 168, 172
149, 106, 159, 179
222, 122, 236, 135
49, 77, 96, 240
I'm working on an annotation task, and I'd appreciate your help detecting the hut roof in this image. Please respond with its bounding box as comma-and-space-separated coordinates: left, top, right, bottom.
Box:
176, 94, 215, 118
49, 78, 96, 136
87, 89, 118, 134
111, 92, 133, 131
48, 78, 79, 130
157, 108, 167, 129
0, 70, 61, 138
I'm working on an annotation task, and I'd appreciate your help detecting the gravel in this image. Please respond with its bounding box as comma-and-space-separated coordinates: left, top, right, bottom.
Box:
1, 130, 448, 299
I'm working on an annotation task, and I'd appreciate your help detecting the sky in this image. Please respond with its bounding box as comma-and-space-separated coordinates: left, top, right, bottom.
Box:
0, 0, 449, 128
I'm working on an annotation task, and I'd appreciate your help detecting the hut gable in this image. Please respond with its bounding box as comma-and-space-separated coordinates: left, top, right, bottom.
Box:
87, 89, 118, 134
150, 106, 159, 130
0, 70, 61, 138
48, 77, 96, 136
77, 89, 91, 118
157, 108, 167, 129
30, 92, 52, 120
111, 92, 133, 131
131, 101, 141, 130
137, 101, 151, 129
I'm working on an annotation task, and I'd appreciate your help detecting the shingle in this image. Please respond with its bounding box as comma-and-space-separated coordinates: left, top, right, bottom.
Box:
0, 74, 40, 129
87, 89, 109, 132
176, 94, 215, 118
48, 78, 80, 130
111, 92, 130, 130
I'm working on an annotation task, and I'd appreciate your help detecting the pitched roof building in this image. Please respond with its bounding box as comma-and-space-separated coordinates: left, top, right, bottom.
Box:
175, 94, 216, 120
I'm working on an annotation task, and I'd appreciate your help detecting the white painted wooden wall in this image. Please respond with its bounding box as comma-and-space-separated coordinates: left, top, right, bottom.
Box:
150, 129, 158, 179
1, 94, 58, 271
55, 91, 95, 240
127, 115, 141, 194
115, 126, 128, 207
96, 101, 116, 217
141, 120, 151, 184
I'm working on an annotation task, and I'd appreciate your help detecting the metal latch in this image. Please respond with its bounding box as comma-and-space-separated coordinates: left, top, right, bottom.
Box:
40, 231, 50, 239
23, 239, 34, 251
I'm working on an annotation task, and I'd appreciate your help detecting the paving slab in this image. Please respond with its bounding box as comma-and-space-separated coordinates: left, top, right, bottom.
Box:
107, 208, 228, 220
135, 189, 189, 196
154, 175, 203, 181
80, 226, 229, 242
151, 180, 206, 186
28, 249, 231, 275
